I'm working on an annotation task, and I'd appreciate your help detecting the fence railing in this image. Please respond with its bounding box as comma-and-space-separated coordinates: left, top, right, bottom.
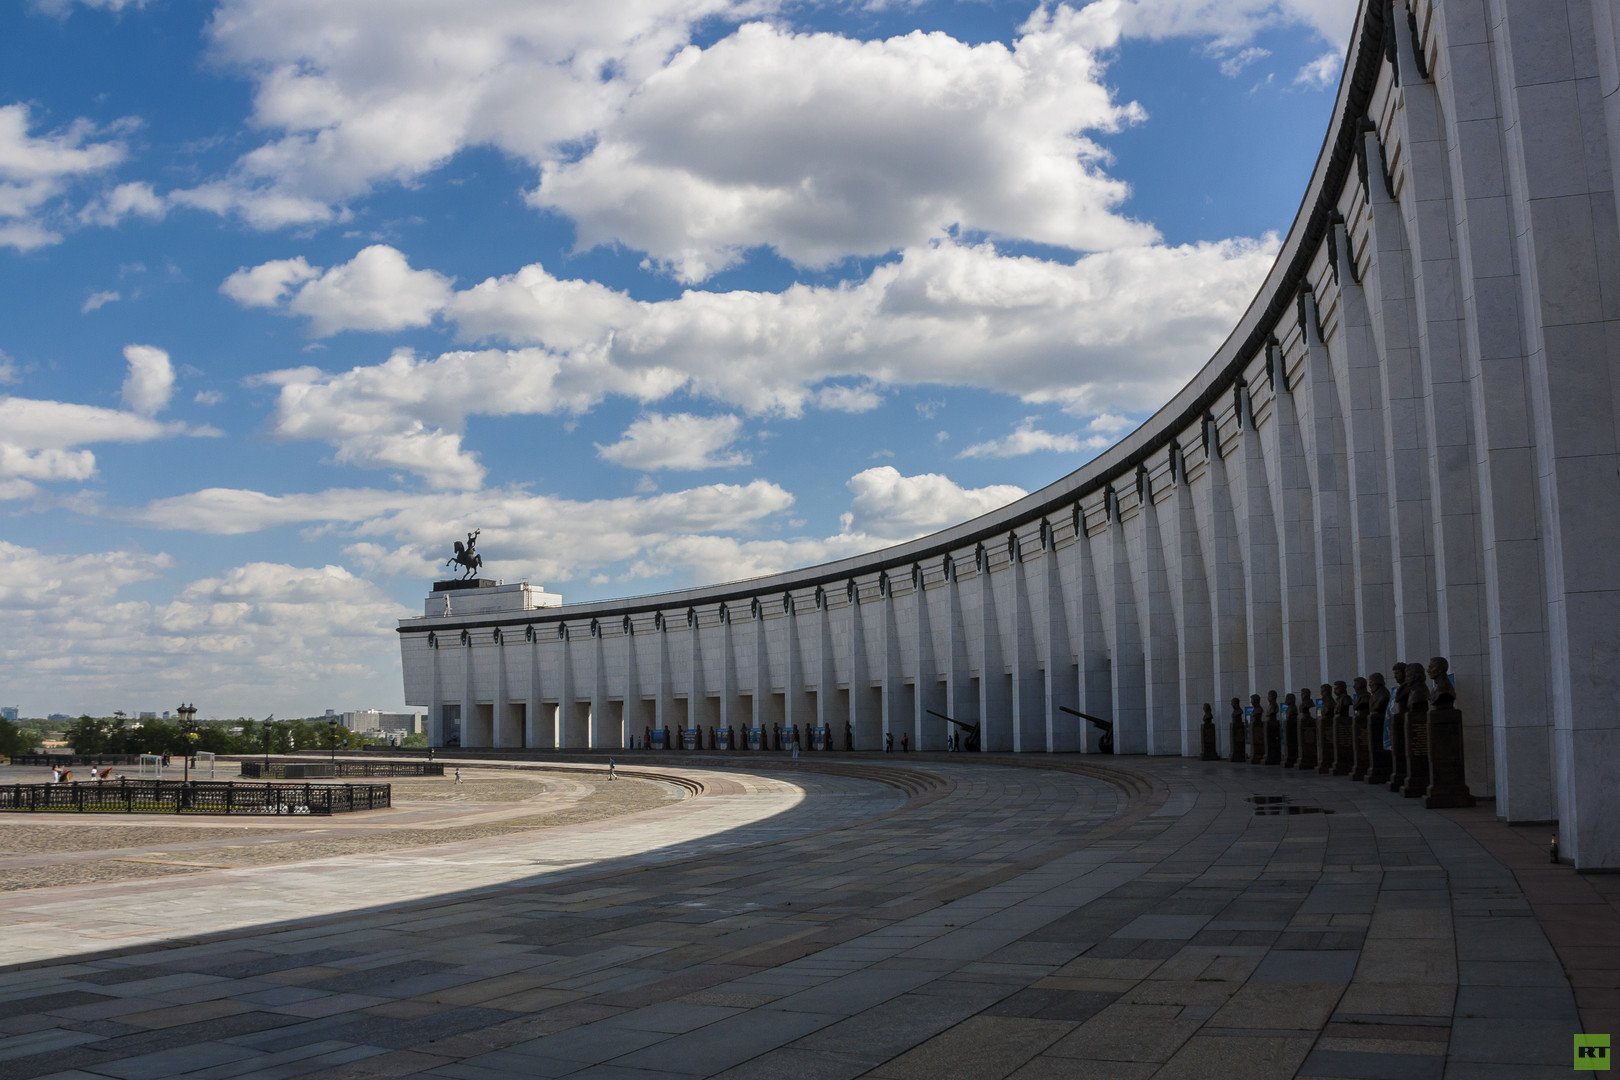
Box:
240, 760, 444, 778
8, 754, 143, 767
0, 779, 391, 815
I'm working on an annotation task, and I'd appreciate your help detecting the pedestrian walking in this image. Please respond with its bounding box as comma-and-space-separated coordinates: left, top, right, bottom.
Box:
608, 756, 617, 780
454, 766, 463, 784
791, 741, 800, 764
884, 732, 894, 753
900, 733, 909, 752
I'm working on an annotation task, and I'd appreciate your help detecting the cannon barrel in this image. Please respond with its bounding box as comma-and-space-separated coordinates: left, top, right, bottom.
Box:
1058, 705, 1113, 732
925, 708, 979, 732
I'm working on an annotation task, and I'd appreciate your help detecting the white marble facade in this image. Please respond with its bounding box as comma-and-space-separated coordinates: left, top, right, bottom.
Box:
400, 0, 1620, 870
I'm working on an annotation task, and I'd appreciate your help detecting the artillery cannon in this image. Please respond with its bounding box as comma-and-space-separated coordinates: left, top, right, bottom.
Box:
924, 709, 980, 752
1058, 706, 1114, 754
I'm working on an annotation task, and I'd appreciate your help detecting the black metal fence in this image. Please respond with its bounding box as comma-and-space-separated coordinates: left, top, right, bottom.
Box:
239, 761, 334, 779
240, 760, 443, 778
7, 754, 143, 767
0, 779, 391, 815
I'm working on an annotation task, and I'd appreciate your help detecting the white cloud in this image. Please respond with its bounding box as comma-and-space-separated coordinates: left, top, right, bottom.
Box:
126, 479, 798, 590
287, 245, 455, 335
32, 0, 150, 15
0, 540, 412, 719
1098, 0, 1352, 52
536, 9, 1154, 280
843, 465, 1024, 537
253, 344, 664, 490
596, 412, 750, 471
1294, 50, 1342, 89
0, 103, 127, 250
220, 255, 320, 308
253, 235, 1276, 487
815, 383, 883, 413
78, 180, 165, 226
1218, 46, 1270, 78
638, 465, 1026, 583
958, 417, 1084, 459
0, 350, 205, 498
1088, 412, 1133, 436
194, 389, 225, 406
121, 344, 174, 415
178, 0, 760, 229
223, 247, 452, 335
121, 463, 1018, 600
81, 289, 120, 313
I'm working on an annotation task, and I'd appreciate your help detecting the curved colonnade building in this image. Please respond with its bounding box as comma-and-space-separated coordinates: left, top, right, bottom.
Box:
402, 0, 1620, 868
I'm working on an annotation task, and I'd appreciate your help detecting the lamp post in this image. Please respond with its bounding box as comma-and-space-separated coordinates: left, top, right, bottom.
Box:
176, 703, 198, 782
263, 723, 272, 772
328, 718, 338, 765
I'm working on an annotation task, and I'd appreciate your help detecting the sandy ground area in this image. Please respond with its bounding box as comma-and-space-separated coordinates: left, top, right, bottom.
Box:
0, 761, 682, 892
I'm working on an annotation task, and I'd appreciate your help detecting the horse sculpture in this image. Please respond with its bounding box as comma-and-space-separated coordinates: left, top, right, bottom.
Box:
446, 529, 482, 579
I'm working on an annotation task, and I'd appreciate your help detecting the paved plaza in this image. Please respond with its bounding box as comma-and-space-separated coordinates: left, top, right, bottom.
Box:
0, 755, 1615, 1079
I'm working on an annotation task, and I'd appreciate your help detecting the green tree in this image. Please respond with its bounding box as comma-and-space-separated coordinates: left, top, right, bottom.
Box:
65, 715, 110, 754
0, 718, 34, 759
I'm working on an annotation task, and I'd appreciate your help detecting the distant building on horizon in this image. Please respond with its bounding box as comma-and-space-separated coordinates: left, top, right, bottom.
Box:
339, 709, 425, 737
0, 707, 17, 722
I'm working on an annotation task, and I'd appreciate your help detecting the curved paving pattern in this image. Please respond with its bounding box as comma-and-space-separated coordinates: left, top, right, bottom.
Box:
0, 756, 1605, 1079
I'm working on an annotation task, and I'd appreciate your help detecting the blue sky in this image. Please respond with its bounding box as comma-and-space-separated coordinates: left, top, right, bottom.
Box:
0, 0, 1351, 719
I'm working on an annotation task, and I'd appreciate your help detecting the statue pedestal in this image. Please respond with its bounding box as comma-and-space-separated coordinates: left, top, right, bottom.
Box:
1200, 713, 1219, 761
1295, 717, 1317, 770
1402, 712, 1432, 798
1263, 716, 1282, 766
1424, 707, 1475, 808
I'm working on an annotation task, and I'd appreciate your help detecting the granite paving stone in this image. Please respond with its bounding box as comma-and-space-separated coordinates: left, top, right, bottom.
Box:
0, 756, 1601, 1078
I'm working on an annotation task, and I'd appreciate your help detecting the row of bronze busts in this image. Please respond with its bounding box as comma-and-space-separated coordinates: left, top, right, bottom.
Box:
1198, 656, 1474, 809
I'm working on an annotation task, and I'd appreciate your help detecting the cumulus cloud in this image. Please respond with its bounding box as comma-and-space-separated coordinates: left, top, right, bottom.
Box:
0, 540, 411, 718
1295, 50, 1342, 89
843, 465, 1024, 537
176, 0, 757, 229
78, 180, 165, 226
126, 479, 798, 588
220, 255, 320, 308
535, 9, 1153, 280
122, 460, 1021, 599
815, 383, 883, 413
0, 103, 127, 250
596, 412, 750, 471
1098, 0, 1352, 52
638, 465, 1025, 586
251, 344, 669, 489
121, 344, 174, 415
958, 417, 1087, 459
244, 235, 1275, 486
223, 247, 453, 334
81, 289, 120, 313
0, 349, 205, 498
288, 245, 455, 335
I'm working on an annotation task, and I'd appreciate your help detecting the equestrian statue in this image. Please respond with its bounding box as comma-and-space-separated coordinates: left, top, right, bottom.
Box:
446, 529, 482, 579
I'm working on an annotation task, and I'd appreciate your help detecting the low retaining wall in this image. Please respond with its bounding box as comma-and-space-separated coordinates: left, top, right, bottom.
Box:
239, 760, 443, 778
